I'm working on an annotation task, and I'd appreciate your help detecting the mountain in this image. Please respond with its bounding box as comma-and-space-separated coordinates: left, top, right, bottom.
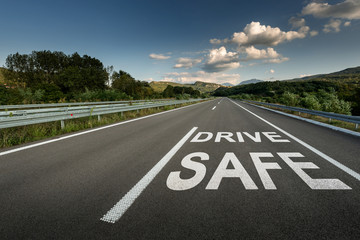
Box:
238, 79, 264, 85
150, 81, 223, 93
288, 66, 360, 82
222, 82, 234, 87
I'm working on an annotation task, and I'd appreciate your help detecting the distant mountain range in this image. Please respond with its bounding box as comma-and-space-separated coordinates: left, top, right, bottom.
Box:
287, 66, 360, 82
221, 82, 235, 87
238, 79, 264, 85
150, 81, 224, 93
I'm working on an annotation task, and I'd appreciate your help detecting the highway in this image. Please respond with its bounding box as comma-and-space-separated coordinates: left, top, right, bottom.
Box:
0, 98, 359, 239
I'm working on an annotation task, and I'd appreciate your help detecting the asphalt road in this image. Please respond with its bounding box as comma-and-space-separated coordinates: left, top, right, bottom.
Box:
0, 98, 359, 239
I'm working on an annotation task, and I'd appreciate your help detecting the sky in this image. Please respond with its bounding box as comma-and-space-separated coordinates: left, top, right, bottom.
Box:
0, 0, 359, 85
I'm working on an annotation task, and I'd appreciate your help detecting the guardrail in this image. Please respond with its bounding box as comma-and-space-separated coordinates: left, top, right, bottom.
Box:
0, 99, 170, 110
0, 99, 205, 129
243, 100, 360, 129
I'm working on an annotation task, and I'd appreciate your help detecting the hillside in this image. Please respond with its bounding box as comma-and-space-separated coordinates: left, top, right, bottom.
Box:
213, 65, 360, 115
239, 79, 263, 85
150, 81, 223, 93
289, 66, 360, 83
0, 67, 5, 84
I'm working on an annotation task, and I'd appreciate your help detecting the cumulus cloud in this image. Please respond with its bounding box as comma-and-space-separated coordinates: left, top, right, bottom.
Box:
149, 53, 171, 60
160, 71, 241, 85
173, 57, 202, 69
210, 38, 222, 44
244, 46, 279, 60
302, 0, 360, 20
226, 21, 310, 47
202, 46, 240, 72
310, 30, 319, 37
289, 17, 306, 28
323, 19, 342, 33
344, 21, 351, 26
242, 46, 289, 63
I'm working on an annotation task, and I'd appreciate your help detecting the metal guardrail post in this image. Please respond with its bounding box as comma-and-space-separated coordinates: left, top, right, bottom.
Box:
61, 120, 65, 129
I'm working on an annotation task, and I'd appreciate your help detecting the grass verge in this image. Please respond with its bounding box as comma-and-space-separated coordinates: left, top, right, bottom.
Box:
0, 102, 199, 148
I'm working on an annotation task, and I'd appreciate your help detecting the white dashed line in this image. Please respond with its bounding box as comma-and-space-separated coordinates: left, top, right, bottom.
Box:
100, 127, 198, 224
212, 106, 216, 110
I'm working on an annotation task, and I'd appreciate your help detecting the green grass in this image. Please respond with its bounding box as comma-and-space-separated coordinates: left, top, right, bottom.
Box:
0, 102, 200, 148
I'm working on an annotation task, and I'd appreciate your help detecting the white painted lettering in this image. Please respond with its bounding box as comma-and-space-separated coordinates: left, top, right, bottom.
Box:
206, 152, 258, 190
243, 132, 261, 142
190, 132, 213, 143
251, 152, 281, 190
166, 152, 209, 191
278, 152, 351, 190
262, 132, 290, 142
236, 132, 245, 142
215, 132, 236, 143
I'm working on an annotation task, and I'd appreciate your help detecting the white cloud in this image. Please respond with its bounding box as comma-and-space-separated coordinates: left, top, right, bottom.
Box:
270, 69, 275, 74
173, 57, 202, 69
144, 78, 154, 82
344, 21, 351, 26
289, 17, 306, 28
323, 19, 342, 33
302, 0, 360, 20
160, 71, 241, 85
243, 46, 289, 63
210, 38, 222, 44
310, 30, 319, 37
264, 57, 290, 64
300, 74, 311, 78
202, 46, 240, 72
226, 21, 309, 47
149, 53, 171, 60
245, 46, 280, 60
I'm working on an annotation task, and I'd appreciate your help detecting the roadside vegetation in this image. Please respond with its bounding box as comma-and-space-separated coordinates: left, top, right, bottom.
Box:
245, 103, 360, 133
0, 102, 200, 148
215, 79, 360, 115
0, 50, 207, 105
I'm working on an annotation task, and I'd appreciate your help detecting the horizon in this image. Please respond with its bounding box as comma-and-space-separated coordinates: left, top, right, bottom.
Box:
0, 0, 359, 85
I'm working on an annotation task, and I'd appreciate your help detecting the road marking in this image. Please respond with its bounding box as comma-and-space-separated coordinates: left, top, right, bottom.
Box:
230, 99, 360, 181
0, 101, 211, 157
212, 106, 216, 110
100, 127, 198, 223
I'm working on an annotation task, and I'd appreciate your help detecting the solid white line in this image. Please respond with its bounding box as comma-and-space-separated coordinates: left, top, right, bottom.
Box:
0, 101, 210, 157
230, 99, 360, 182
212, 106, 216, 110
100, 127, 198, 223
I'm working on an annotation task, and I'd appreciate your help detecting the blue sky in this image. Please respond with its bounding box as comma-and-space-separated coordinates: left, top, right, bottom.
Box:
0, 0, 359, 85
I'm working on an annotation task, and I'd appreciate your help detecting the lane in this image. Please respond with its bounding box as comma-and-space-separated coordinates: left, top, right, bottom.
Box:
0, 100, 217, 239
0, 98, 359, 239
99, 98, 359, 239
235, 99, 360, 173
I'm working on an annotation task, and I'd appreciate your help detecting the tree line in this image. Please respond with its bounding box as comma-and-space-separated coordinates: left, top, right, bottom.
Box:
0, 50, 204, 104
214, 80, 360, 115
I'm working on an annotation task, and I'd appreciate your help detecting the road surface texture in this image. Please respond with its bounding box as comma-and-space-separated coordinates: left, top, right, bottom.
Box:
0, 98, 359, 239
